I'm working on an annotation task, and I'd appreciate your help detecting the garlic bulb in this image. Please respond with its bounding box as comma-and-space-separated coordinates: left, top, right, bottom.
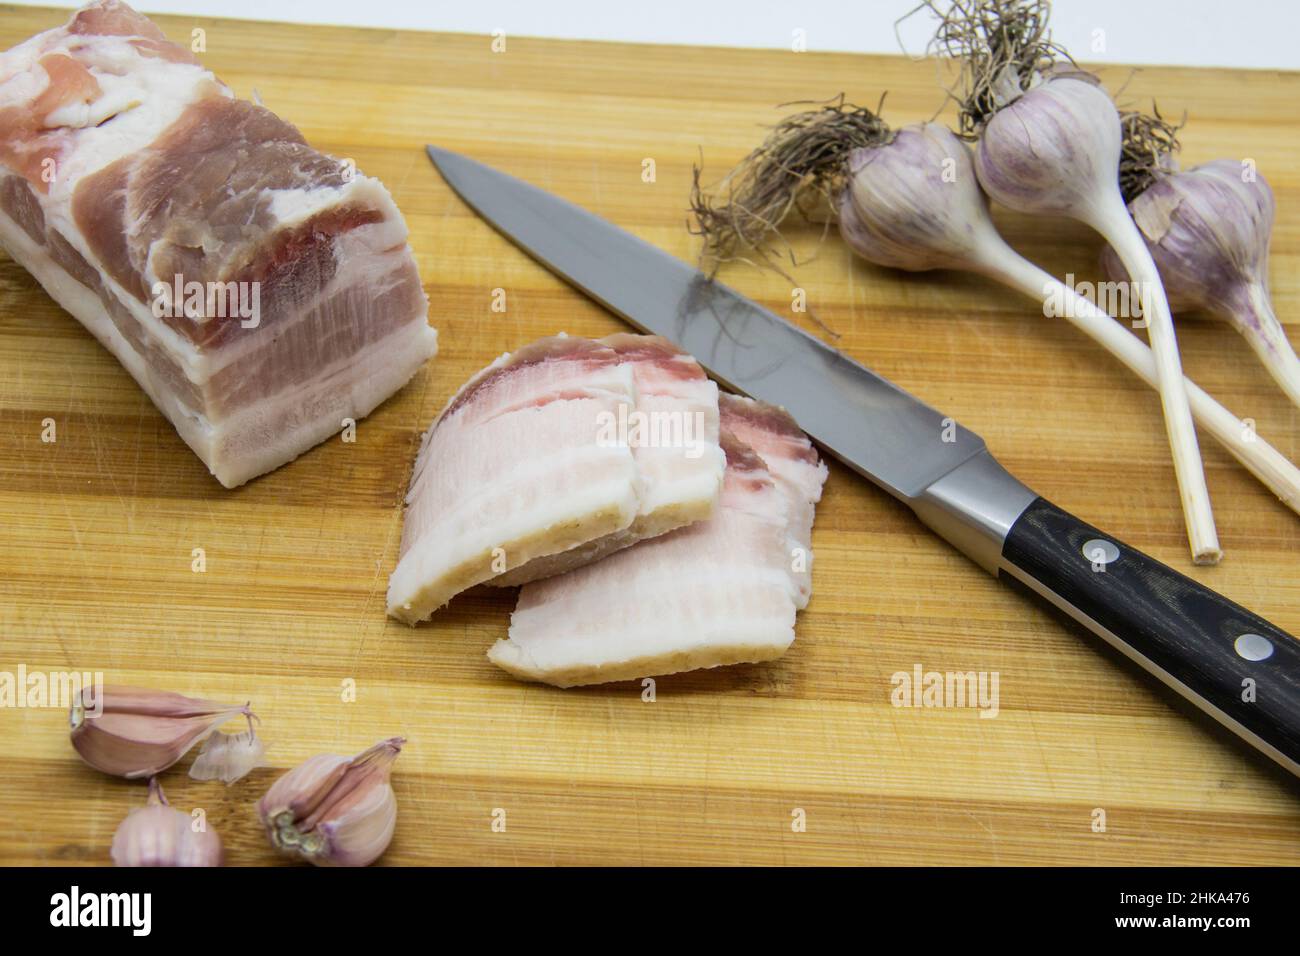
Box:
1103, 161, 1300, 409
973, 72, 1120, 223
257, 737, 405, 867
110, 777, 223, 867
70, 685, 255, 779
839, 122, 1004, 273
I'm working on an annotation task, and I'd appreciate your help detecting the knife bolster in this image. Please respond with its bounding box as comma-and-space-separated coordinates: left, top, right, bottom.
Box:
910, 450, 1037, 574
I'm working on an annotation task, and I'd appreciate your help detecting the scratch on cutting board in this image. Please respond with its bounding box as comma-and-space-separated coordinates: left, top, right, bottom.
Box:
392, 148, 420, 196
963, 808, 1002, 863
1024, 707, 1058, 796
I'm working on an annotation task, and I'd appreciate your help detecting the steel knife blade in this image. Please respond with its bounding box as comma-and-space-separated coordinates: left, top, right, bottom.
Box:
426, 144, 1300, 777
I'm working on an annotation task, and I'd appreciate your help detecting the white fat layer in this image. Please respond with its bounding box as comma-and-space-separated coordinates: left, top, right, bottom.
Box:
389, 464, 641, 613
494, 506, 798, 683
263, 175, 403, 231
207, 318, 436, 487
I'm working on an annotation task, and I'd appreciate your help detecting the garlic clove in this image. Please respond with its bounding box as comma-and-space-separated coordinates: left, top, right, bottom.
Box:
257, 737, 404, 867
70, 685, 254, 779
110, 777, 224, 867
189, 727, 266, 784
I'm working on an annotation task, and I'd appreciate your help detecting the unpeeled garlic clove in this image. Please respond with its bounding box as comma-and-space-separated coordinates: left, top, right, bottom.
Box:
257, 736, 405, 867
70, 685, 254, 779
189, 727, 266, 784
110, 777, 224, 867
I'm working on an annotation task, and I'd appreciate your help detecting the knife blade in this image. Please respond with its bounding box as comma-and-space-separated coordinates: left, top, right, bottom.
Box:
426, 144, 1300, 777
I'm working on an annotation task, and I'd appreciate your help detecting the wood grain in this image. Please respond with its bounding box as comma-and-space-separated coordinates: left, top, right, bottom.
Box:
1, 5, 1298, 866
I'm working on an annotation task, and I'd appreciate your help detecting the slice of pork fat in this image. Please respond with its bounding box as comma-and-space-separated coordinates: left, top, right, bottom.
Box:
0, 1, 437, 487
487, 332, 726, 586
386, 333, 726, 624
490, 429, 802, 687
718, 394, 828, 608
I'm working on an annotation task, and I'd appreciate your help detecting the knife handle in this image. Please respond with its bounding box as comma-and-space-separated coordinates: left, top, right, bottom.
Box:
1000, 496, 1300, 775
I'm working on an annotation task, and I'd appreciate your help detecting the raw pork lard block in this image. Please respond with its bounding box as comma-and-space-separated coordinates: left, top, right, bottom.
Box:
0, 1, 437, 487
387, 334, 725, 624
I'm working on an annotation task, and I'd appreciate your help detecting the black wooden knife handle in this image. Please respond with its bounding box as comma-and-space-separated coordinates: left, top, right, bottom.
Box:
1000, 496, 1300, 774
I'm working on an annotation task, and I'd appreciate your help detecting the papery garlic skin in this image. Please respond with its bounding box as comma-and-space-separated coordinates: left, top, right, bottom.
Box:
70, 685, 254, 779
110, 778, 223, 867
257, 737, 404, 867
1102, 161, 1300, 408
839, 122, 1006, 273
1124, 161, 1273, 314
189, 728, 266, 784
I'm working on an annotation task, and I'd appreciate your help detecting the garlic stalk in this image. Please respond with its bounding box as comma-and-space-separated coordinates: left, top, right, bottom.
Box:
1103, 161, 1300, 410
257, 736, 404, 867
110, 777, 224, 867
840, 123, 1300, 515
70, 685, 256, 779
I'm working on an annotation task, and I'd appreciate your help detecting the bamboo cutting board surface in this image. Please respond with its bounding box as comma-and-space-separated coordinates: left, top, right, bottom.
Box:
1, 5, 1299, 866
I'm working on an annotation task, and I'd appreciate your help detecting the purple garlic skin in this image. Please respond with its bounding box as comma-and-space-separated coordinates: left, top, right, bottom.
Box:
840, 122, 1002, 272
1104, 160, 1300, 407
257, 737, 404, 867
70, 685, 255, 780
974, 74, 1122, 223
1106, 160, 1275, 325
110, 778, 224, 867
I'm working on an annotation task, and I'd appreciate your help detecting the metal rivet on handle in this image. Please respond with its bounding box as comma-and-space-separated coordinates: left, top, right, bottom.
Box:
1082, 538, 1120, 567
1234, 633, 1274, 662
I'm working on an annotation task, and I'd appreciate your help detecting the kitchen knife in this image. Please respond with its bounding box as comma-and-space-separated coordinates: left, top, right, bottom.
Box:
426, 144, 1300, 777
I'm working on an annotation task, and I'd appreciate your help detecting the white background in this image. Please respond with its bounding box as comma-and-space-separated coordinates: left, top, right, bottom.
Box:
9, 0, 1300, 70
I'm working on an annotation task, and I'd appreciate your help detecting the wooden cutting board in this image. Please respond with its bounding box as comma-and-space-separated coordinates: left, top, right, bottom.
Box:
2, 5, 1298, 866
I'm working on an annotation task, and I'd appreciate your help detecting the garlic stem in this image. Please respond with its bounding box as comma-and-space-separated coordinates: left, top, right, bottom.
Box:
975, 245, 1300, 514
973, 74, 1222, 564
1096, 201, 1221, 563
1237, 283, 1300, 411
